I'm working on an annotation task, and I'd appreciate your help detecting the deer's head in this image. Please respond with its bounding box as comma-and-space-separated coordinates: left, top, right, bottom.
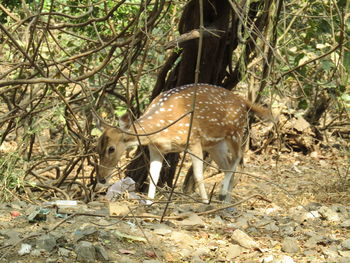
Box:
96, 113, 133, 183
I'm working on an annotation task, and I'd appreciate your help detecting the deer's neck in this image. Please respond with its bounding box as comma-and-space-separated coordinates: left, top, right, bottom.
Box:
123, 125, 152, 148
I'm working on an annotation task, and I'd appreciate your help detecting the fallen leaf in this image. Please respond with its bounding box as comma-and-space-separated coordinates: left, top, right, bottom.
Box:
108, 202, 129, 216
119, 248, 136, 255
113, 230, 146, 243
144, 249, 157, 258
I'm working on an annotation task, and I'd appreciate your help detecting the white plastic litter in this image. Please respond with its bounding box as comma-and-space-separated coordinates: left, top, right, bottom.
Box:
18, 243, 32, 255
106, 177, 139, 201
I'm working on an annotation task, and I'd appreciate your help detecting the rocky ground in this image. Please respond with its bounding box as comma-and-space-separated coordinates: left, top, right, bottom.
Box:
0, 147, 349, 263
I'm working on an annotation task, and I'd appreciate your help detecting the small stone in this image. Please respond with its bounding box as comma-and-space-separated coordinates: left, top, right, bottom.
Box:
235, 216, 249, 229
30, 249, 45, 257
226, 244, 244, 259
231, 229, 259, 249
179, 213, 205, 226
281, 237, 300, 253
169, 231, 196, 248
11, 201, 27, 210
322, 247, 339, 259
341, 219, 350, 228
262, 255, 274, 263
264, 222, 279, 232
46, 258, 57, 263
99, 230, 111, 240
75, 241, 96, 263
95, 245, 109, 261
153, 225, 172, 236
304, 234, 324, 248
280, 225, 295, 236
303, 250, 318, 256
193, 247, 209, 257
212, 215, 224, 224
305, 202, 322, 211
339, 250, 350, 257
318, 206, 340, 222
0, 229, 21, 245
271, 255, 295, 263
36, 234, 56, 252
58, 247, 71, 257
339, 257, 350, 263
73, 226, 98, 242
341, 238, 350, 250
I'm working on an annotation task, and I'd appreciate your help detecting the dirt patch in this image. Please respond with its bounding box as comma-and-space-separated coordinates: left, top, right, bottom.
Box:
1, 148, 349, 263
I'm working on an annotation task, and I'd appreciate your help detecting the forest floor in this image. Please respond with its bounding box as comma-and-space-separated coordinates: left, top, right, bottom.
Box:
0, 137, 349, 262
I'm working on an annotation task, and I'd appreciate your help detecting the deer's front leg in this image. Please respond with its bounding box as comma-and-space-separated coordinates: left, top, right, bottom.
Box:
147, 147, 163, 204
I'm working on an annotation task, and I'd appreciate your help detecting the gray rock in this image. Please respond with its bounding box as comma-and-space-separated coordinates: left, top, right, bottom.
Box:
0, 229, 21, 245
305, 202, 322, 211
322, 247, 340, 260
99, 230, 111, 240
226, 244, 244, 259
30, 249, 45, 257
75, 241, 96, 263
231, 229, 259, 249
303, 250, 318, 256
36, 234, 57, 252
304, 234, 326, 248
153, 224, 172, 236
58, 247, 71, 257
330, 204, 348, 215
339, 258, 350, 263
341, 238, 350, 250
264, 222, 279, 232
95, 245, 109, 261
318, 206, 341, 222
280, 225, 295, 236
341, 219, 350, 228
11, 201, 27, 210
46, 258, 58, 263
282, 237, 300, 253
73, 226, 98, 242
338, 250, 350, 257
179, 213, 205, 226
234, 216, 249, 229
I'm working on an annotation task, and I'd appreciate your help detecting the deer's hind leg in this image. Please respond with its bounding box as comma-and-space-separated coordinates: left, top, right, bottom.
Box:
207, 137, 242, 202
188, 142, 209, 203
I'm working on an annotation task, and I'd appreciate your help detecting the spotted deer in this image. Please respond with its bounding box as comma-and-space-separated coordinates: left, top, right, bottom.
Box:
97, 84, 272, 203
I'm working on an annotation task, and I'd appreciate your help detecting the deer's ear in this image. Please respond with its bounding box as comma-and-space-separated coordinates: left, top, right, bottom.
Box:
93, 112, 110, 131
118, 112, 132, 130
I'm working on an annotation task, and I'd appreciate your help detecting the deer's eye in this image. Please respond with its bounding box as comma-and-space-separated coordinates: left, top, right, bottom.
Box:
108, 146, 115, 154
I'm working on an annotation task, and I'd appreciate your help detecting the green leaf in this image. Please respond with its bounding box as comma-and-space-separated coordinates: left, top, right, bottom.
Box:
337, 0, 347, 8
341, 93, 350, 102
318, 19, 331, 33
91, 128, 102, 137
115, 106, 127, 117
298, 99, 308, 110
321, 60, 333, 71
303, 85, 313, 97
112, 230, 146, 243
294, 53, 305, 66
